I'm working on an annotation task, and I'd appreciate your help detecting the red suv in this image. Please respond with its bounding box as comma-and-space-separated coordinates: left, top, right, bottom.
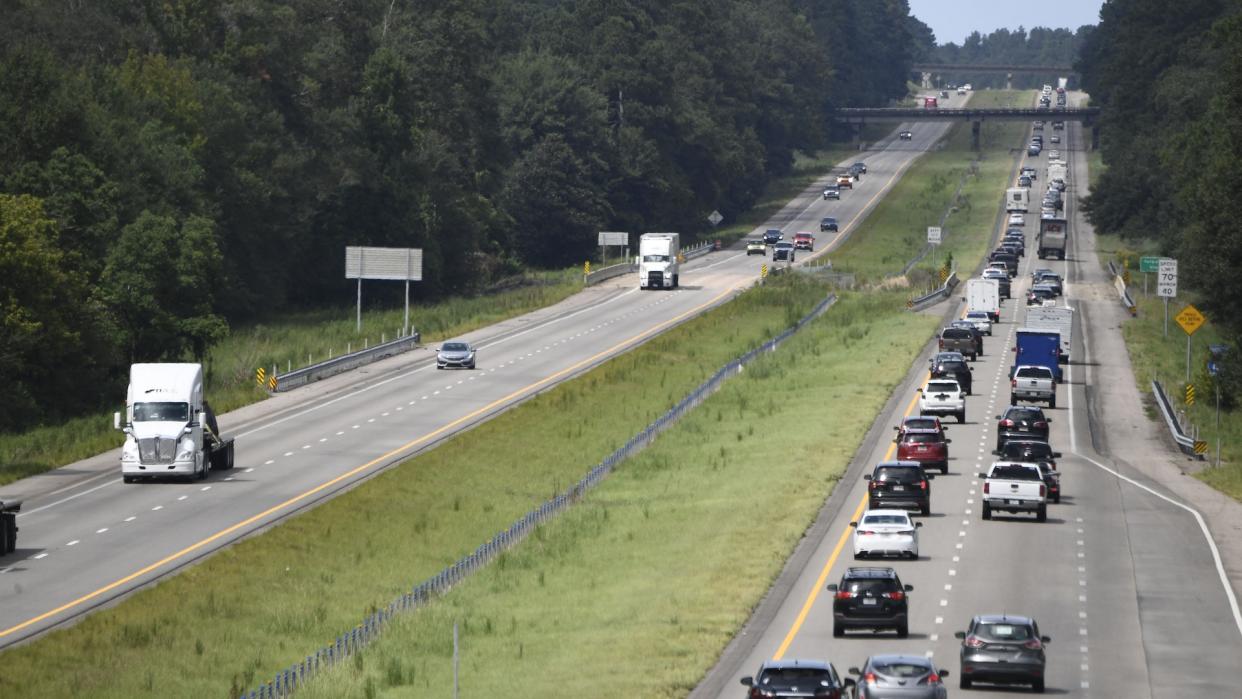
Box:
896, 428, 951, 474
793, 232, 815, 251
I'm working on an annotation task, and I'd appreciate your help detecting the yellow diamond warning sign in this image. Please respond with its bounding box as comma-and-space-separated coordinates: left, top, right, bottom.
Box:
1175, 305, 1205, 336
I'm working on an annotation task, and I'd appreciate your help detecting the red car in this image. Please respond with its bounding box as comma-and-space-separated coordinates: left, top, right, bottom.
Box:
895, 427, 951, 474
793, 232, 815, 251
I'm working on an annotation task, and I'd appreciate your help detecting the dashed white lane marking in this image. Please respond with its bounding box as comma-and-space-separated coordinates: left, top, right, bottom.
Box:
320, 437, 328, 442
945, 584, 953, 591
177, 495, 188, 501
382, 412, 390, 417
95, 528, 108, 534
935, 616, 944, 624
433, 391, 440, 396
33, 553, 48, 560
67, 540, 79, 546
200, 486, 211, 492
352, 424, 360, 429
244, 468, 254, 473
367, 418, 376, 423
283, 451, 294, 457
948, 569, 957, 576
301, 444, 311, 449
940, 599, 948, 606
224, 477, 234, 482
265, 459, 275, 465
420, 397, 428, 401
124, 516, 136, 522
152, 505, 164, 511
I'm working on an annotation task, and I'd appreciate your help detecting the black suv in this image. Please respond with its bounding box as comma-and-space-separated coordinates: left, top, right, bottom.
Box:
763, 228, 782, 245
827, 567, 913, 638
956, 614, 1050, 691
740, 659, 854, 699
992, 439, 1061, 470
929, 352, 973, 394
995, 406, 1051, 450
864, 460, 932, 516
820, 216, 839, 232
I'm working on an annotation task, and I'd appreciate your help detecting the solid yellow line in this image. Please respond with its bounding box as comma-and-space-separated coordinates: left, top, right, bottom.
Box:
0, 285, 740, 641
772, 387, 923, 660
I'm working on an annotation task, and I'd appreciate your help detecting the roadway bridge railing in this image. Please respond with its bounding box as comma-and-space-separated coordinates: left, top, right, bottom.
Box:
835, 107, 1099, 123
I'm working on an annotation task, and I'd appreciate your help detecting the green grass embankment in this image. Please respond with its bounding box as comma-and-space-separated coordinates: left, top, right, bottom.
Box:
0, 272, 580, 486
0, 92, 1029, 697
1093, 232, 1241, 498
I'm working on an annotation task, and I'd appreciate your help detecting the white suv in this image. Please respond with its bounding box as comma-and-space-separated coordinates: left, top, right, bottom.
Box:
919, 379, 967, 424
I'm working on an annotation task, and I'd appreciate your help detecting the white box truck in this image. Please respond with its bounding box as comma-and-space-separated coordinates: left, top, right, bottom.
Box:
115, 363, 234, 483
1047, 160, 1068, 185
1026, 305, 1073, 362
1038, 217, 1068, 259
1005, 187, 1029, 213
638, 232, 680, 289
966, 277, 1001, 322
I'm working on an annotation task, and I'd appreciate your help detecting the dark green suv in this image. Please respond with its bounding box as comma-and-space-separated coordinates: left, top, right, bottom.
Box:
827, 567, 913, 638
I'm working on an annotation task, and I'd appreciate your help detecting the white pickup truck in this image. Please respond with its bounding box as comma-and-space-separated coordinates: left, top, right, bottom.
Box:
980, 461, 1048, 522
919, 379, 967, 424
1010, 365, 1056, 408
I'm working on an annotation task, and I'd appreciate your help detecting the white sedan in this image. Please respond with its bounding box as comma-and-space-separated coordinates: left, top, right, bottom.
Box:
851, 509, 922, 559
964, 310, 993, 336
1007, 213, 1025, 227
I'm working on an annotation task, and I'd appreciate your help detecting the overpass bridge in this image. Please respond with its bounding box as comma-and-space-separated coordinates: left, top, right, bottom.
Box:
835, 107, 1100, 149
910, 63, 1079, 90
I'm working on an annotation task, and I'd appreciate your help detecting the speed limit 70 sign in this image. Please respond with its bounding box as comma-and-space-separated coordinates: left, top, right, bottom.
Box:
1157, 258, 1177, 298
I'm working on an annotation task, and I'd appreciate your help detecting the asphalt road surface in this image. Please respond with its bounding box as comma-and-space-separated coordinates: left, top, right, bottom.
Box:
0, 94, 976, 647
695, 95, 1242, 698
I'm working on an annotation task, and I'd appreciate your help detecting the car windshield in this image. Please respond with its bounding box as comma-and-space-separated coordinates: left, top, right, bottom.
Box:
977, 622, 1034, 641
1016, 367, 1053, 379
903, 432, 943, 444
966, 312, 988, 319
1006, 409, 1043, 421
759, 668, 833, 687
845, 578, 896, 594
904, 418, 938, 430
861, 514, 909, 526
876, 467, 921, 482
871, 661, 930, 677
823, 218, 836, 224
990, 465, 1041, 480
132, 402, 190, 422
442, 342, 469, 352
927, 382, 958, 393
943, 329, 970, 339
1004, 442, 1053, 458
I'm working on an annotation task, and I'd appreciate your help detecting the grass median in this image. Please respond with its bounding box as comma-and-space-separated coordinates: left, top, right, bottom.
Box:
1093, 232, 1241, 499
0, 98, 1021, 696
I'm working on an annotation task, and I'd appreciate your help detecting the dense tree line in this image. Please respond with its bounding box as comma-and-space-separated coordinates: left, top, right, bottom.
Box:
1078, 0, 1242, 397
929, 26, 1094, 89
0, 0, 931, 431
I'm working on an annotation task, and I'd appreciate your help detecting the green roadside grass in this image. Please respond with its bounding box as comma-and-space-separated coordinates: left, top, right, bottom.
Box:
0, 272, 580, 487
829, 90, 1026, 289
0, 95, 1022, 697
1093, 232, 1241, 499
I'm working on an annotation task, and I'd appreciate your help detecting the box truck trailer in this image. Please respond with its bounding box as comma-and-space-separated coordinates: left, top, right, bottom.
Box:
638, 232, 681, 289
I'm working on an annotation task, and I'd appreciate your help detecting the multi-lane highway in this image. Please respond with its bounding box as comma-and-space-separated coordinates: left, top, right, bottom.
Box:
695, 96, 1242, 697
0, 94, 976, 646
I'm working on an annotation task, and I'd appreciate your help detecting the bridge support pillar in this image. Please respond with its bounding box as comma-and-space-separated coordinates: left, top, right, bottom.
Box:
1006, 72, 1013, 90
971, 120, 982, 150
921, 72, 932, 89
1091, 125, 1100, 150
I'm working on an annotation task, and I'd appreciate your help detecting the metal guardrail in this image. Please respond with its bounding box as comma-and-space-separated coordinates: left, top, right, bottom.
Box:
273, 333, 420, 392
1152, 379, 1204, 459
584, 241, 715, 287
240, 291, 838, 699
836, 107, 1100, 123
908, 269, 960, 311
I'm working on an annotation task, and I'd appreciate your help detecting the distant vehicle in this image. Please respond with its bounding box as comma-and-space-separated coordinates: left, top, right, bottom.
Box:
773, 241, 796, 261
979, 462, 1048, 522
957, 86, 967, 95
896, 427, 952, 474
1007, 213, 1025, 227
895, 415, 946, 438
899, 130, 914, 140
966, 277, 1001, 323
956, 615, 1050, 691
963, 83, 972, 90
865, 461, 933, 516
939, 90, 949, 98
939, 326, 979, 361
1026, 305, 1072, 361
793, 232, 815, 251
995, 406, 1051, 451
436, 341, 477, 370
740, 659, 854, 699
1018, 175, 1032, 188
964, 310, 993, 336
982, 268, 1011, 299
763, 228, 783, 244
923, 96, 939, 109
851, 510, 922, 560
820, 217, 839, 232
746, 239, 767, 255
849, 654, 949, 699
1028, 144, 1041, 156
828, 567, 914, 638
929, 352, 973, 394
851, 161, 868, 174
823, 185, 840, 200
950, 320, 984, 356
638, 232, 680, 289
1014, 328, 1062, 381
116, 363, 235, 483
1026, 287, 1056, 307
1038, 216, 1067, 259
837, 173, 854, 189
1032, 121, 1044, 131
1050, 134, 1061, 144
1052, 120, 1064, 130
919, 379, 967, 424
1005, 187, 1029, 213
994, 439, 1061, 471
1020, 166, 1037, 180
1011, 365, 1056, 407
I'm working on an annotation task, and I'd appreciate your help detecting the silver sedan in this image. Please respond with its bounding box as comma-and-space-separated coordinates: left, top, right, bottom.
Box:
435, 341, 476, 370
851, 510, 921, 559
848, 654, 950, 699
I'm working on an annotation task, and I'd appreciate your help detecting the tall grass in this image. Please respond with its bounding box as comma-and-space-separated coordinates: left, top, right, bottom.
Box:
0, 271, 579, 486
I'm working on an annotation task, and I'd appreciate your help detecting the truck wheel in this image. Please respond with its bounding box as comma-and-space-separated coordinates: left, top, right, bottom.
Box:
1009, 393, 1017, 406
123, 475, 136, 484
920, 502, 931, 517
960, 675, 973, 689
1036, 505, 1048, 522
1049, 395, 1057, 409
1053, 493, 1061, 504
897, 622, 909, 638
982, 503, 992, 520
672, 274, 679, 288
958, 411, 966, 424
833, 624, 843, 638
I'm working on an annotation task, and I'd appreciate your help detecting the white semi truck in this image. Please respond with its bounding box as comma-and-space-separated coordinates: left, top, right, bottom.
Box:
1037, 217, 1068, 260
115, 363, 234, 483
638, 232, 680, 289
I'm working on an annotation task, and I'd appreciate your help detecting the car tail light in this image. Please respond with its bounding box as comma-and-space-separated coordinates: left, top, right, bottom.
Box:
858, 530, 876, 536
869, 480, 878, 490
1000, 419, 1015, 427
863, 671, 878, 684
1024, 638, 1044, 650
921, 672, 942, 685
1011, 378, 1017, 388
882, 590, 905, 601
919, 480, 928, 490
834, 590, 855, 600
983, 482, 991, 494
1034, 421, 1047, 429
749, 688, 777, 699
963, 635, 985, 648
1039, 484, 1046, 497
938, 339, 944, 349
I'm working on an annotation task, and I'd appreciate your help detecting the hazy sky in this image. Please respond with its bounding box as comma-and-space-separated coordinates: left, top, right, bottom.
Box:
908, 0, 1105, 45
